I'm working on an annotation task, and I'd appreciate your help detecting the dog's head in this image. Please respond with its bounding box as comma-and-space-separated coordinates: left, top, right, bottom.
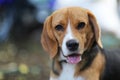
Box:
41, 7, 103, 64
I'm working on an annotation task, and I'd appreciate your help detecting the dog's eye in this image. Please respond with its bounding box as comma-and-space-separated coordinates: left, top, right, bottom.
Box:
77, 22, 85, 30
55, 25, 64, 31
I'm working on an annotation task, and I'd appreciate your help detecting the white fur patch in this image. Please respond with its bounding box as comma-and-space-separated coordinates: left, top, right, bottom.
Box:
59, 63, 75, 80
62, 20, 75, 56
50, 63, 85, 80
50, 77, 57, 80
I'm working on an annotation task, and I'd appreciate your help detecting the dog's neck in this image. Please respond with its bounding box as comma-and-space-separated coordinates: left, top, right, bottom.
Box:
51, 62, 85, 80
59, 63, 85, 80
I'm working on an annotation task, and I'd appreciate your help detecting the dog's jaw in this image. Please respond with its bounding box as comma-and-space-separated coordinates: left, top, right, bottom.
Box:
59, 50, 82, 64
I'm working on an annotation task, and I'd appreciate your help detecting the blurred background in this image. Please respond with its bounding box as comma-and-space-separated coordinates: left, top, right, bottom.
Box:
0, 0, 120, 80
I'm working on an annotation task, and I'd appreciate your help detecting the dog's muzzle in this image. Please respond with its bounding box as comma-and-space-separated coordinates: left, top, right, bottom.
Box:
61, 39, 82, 64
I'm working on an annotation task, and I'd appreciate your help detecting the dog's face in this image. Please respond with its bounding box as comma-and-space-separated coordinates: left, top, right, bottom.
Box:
41, 7, 103, 64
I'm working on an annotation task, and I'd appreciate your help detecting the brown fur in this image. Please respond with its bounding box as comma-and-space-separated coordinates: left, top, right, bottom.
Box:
75, 52, 105, 80
41, 7, 104, 80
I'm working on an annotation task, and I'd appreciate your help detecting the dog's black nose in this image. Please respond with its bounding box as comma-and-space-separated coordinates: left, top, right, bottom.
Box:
66, 39, 79, 51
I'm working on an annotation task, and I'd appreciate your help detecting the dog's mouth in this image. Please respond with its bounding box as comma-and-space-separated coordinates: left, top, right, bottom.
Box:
66, 54, 81, 64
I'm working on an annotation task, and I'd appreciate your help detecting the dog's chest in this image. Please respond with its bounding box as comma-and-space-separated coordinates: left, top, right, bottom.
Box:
58, 63, 84, 80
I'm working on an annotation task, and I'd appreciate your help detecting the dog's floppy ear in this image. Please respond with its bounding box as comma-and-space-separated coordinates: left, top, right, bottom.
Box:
41, 16, 58, 58
87, 10, 103, 48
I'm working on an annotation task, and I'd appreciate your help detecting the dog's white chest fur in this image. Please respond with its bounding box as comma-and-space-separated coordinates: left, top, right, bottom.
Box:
50, 63, 84, 80
59, 63, 76, 80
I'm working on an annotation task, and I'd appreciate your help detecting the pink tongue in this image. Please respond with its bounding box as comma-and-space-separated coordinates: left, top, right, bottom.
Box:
67, 55, 81, 64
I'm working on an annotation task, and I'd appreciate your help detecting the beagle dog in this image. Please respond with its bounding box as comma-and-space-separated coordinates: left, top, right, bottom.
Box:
41, 7, 120, 80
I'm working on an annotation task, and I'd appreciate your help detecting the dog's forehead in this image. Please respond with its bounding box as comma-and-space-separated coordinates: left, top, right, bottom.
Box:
52, 7, 88, 26
68, 7, 88, 21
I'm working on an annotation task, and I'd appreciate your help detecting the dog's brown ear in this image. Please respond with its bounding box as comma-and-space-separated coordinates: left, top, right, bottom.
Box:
87, 10, 103, 48
41, 16, 58, 58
